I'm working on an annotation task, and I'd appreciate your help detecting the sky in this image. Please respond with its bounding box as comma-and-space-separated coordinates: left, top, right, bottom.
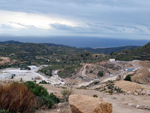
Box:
0, 0, 150, 41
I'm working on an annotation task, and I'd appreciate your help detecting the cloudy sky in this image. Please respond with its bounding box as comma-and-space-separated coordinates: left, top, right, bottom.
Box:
0, 0, 150, 40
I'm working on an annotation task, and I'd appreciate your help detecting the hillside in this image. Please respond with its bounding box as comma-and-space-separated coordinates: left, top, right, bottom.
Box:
111, 42, 150, 61
0, 40, 23, 44
83, 46, 140, 55
0, 40, 140, 55
0, 42, 108, 70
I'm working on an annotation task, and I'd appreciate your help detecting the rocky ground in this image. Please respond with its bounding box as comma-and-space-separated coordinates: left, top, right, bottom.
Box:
36, 84, 150, 113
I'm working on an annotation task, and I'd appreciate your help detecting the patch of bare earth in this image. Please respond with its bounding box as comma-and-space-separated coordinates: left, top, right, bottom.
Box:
114, 80, 145, 93
37, 84, 150, 113
132, 67, 150, 84
0, 57, 10, 65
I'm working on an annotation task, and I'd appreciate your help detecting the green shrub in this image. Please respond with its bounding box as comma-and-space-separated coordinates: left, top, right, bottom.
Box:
108, 89, 113, 95
114, 87, 123, 93
90, 70, 93, 73
98, 71, 103, 77
107, 84, 114, 89
24, 81, 60, 108
42, 93, 60, 108
124, 75, 131, 81
11, 75, 14, 79
93, 95, 98, 98
24, 81, 48, 97
39, 80, 49, 84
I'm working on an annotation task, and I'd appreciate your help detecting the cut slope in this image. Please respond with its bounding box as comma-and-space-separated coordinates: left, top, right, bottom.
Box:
132, 67, 150, 84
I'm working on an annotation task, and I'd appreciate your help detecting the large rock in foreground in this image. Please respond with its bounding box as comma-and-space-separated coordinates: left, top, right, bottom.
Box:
69, 95, 112, 113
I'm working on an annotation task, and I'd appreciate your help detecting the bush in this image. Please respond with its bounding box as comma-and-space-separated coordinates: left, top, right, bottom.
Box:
61, 88, 73, 102
42, 93, 60, 108
24, 81, 60, 108
114, 87, 123, 93
108, 89, 113, 95
24, 81, 48, 97
93, 95, 98, 98
0, 82, 37, 113
90, 70, 93, 73
11, 75, 14, 79
124, 75, 131, 81
98, 71, 103, 77
39, 80, 49, 84
107, 84, 114, 89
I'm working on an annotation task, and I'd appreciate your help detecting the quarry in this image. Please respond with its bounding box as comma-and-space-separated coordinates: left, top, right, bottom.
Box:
0, 59, 150, 113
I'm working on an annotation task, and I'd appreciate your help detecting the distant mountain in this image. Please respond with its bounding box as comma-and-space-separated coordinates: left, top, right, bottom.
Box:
43, 43, 71, 48
112, 42, 150, 61
82, 46, 140, 55
0, 40, 141, 55
0, 40, 23, 44
0, 40, 74, 48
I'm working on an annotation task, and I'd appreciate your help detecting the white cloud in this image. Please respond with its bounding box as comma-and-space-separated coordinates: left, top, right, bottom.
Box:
0, 10, 76, 30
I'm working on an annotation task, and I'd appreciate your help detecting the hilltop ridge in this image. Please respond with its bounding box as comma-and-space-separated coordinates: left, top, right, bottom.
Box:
0, 40, 140, 55
112, 42, 150, 61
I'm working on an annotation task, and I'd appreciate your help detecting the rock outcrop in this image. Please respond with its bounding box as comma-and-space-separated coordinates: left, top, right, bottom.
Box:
69, 95, 112, 113
132, 67, 150, 84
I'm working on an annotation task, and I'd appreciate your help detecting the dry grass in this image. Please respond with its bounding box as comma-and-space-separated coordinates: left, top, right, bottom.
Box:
61, 88, 73, 102
0, 82, 37, 113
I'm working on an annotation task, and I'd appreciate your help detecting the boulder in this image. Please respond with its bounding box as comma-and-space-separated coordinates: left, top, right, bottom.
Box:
69, 95, 112, 113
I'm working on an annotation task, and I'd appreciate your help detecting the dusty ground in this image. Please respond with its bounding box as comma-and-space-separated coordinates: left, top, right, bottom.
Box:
0, 57, 10, 65
114, 80, 145, 92
132, 67, 150, 84
38, 84, 150, 113
0, 66, 65, 84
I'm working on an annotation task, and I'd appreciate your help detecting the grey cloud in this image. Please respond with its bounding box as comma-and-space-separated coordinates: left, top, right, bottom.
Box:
0, 0, 150, 38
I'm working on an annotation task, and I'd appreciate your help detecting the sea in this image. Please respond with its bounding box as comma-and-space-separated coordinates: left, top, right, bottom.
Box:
0, 36, 149, 48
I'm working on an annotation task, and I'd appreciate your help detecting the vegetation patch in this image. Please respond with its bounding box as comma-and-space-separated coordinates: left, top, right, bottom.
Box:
93, 95, 98, 98
61, 88, 73, 102
40, 64, 82, 78
98, 71, 104, 77
98, 81, 124, 94
124, 75, 131, 81
24, 81, 60, 108
39, 80, 49, 84
0, 82, 37, 113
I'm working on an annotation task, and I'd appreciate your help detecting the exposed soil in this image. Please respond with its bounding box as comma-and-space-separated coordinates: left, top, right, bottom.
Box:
114, 80, 145, 93
38, 84, 150, 113
132, 67, 150, 84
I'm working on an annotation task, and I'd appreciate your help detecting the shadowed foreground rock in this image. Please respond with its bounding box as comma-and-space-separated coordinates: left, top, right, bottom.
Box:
69, 95, 112, 113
